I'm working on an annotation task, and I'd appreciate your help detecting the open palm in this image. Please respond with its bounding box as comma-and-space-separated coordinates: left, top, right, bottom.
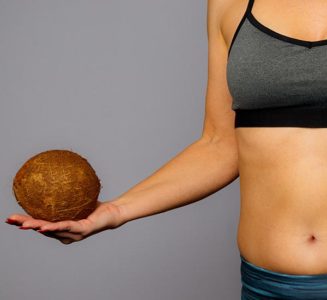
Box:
6, 200, 124, 244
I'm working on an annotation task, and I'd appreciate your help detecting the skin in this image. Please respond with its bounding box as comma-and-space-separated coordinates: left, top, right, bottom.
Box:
6, 0, 239, 245
6, 201, 124, 244
6, 0, 327, 275
222, 0, 327, 274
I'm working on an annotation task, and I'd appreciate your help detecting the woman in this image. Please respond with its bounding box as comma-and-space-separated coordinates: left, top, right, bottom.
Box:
6, 0, 327, 298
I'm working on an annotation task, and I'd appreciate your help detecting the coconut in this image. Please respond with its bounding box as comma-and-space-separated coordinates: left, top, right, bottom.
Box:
12, 149, 101, 222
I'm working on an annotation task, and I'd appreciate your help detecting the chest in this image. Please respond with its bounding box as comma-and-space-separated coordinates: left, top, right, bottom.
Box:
227, 18, 327, 110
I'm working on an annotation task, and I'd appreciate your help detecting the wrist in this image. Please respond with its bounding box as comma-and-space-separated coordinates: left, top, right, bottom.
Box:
105, 197, 130, 227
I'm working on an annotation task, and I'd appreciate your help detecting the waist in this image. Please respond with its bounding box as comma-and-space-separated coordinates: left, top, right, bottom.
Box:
238, 179, 327, 274
238, 190, 327, 275
235, 123, 327, 275
234, 105, 327, 128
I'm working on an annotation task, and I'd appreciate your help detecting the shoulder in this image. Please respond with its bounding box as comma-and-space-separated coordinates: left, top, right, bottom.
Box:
207, 0, 244, 20
207, 0, 237, 43
207, 0, 248, 32
209, 0, 250, 49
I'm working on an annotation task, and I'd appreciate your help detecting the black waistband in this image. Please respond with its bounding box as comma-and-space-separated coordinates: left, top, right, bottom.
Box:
234, 106, 327, 128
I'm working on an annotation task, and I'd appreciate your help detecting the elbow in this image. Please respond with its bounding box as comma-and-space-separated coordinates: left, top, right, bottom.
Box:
200, 134, 240, 180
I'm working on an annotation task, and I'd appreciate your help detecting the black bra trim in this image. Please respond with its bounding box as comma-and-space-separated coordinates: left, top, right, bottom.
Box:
228, 0, 327, 59
234, 106, 327, 128
227, 0, 255, 58
246, 11, 327, 48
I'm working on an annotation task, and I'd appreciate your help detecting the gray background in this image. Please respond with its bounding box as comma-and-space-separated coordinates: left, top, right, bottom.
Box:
0, 1, 241, 299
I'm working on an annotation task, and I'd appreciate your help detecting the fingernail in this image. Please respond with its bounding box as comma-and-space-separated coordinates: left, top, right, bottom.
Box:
19, 226, 32, 230
37, 229, 49, 233
6, 219, 20, 225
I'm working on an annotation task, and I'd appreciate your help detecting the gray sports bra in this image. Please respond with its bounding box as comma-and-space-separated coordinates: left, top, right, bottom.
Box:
227, 0, 327, 128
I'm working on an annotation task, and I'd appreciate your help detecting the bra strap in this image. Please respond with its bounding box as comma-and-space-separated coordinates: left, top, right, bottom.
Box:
227, 0, 255, 57
245, 0, 255, 16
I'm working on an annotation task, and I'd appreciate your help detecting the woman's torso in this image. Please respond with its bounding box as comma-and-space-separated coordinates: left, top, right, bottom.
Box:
222, 0, 327, 275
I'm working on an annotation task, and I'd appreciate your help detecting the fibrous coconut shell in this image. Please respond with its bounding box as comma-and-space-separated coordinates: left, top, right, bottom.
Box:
12, 149, 101, 222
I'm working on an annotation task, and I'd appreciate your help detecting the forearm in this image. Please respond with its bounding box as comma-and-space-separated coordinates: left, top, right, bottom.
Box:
109, 137, 239, 225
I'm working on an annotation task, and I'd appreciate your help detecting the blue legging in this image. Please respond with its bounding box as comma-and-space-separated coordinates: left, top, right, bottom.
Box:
240, 255, 327, 299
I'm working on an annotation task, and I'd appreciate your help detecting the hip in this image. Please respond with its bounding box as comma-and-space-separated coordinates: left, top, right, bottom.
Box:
240, 255, 327, 300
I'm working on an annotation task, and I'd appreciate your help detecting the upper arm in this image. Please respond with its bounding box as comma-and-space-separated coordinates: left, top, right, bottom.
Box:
201, 0, 236, 144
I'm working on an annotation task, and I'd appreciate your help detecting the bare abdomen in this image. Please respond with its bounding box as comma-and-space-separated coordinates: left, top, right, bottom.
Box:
235, 127, 327, 275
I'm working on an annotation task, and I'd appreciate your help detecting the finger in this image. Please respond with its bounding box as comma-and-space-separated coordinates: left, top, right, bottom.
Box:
20, 219, 52, 230
38, 232, 75, 245
39, 220, 87, 234
47, 231, 83, 240
6, 214, 33, 226
59, 238, 73, 245
38, 231, 61, 239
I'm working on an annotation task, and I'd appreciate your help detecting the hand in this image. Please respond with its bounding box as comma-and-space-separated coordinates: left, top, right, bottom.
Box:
5, 200, 125, 245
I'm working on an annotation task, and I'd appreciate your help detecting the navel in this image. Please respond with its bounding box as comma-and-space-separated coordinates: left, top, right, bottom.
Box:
308, 235, 317, 242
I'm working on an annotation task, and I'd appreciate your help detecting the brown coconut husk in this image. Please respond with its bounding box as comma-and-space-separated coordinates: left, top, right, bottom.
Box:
12, 149, 101, 222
